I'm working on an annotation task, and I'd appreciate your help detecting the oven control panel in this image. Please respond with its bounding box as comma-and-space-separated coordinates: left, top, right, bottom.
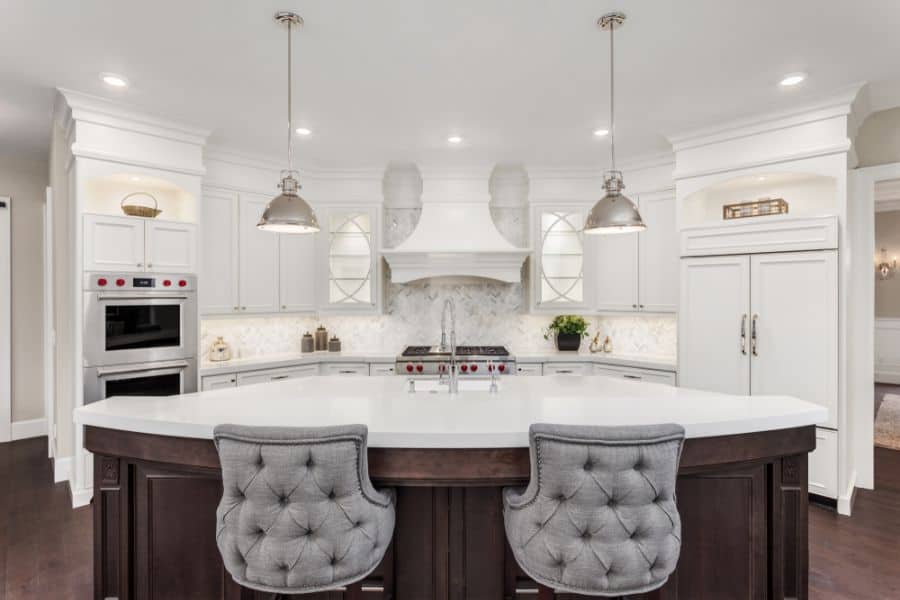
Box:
86, 272, 196, 291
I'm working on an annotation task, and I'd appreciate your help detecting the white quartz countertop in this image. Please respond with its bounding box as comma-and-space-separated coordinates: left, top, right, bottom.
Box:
75, 375, 825, 448
199, 350, 676, 376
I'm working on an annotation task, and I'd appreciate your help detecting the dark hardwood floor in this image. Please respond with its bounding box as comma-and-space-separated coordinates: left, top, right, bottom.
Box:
0, 436, 897, 599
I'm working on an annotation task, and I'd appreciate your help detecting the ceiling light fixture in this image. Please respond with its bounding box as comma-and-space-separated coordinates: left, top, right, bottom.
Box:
593, 128, 609, 137
447, 135, 463, 144
100, 73, 128, 88
779, 72, 807, 87
258, 12, 319, 234
295, 127, 312, 136
584, 12, 646, 235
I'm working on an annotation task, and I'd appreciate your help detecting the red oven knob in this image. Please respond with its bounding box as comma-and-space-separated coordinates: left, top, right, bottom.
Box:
470, 364, 478, 372
487, 364, 494, 372
163, 279, 172, 287
178, 279, 188, 288
439, 363, 447, 373
115, 278, 126, 287
406, 363, 414, 373
97, 277, 108, 287
460, 364, 468, 372
416, 364, 424, 373
498, 364, 506, 373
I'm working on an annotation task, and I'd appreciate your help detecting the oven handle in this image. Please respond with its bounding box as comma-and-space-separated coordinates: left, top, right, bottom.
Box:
96, 295, 189, 301
96, 360, 191, 377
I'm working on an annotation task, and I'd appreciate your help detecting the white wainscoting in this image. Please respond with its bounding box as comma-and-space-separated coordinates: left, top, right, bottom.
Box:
875, 318, 900, 383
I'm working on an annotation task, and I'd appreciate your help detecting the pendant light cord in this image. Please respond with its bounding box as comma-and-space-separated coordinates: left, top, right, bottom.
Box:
287, 19, 294, 172
609, 19, 616, 173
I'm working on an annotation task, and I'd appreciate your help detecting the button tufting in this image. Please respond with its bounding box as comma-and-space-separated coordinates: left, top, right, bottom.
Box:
330, 557, 337, 566
581, 530, 591, 539
557, 494, 566, 502
328, 490, 336, 500
306, 457, 314, 467
584, 460, 593, 471
355, 521, 362, 528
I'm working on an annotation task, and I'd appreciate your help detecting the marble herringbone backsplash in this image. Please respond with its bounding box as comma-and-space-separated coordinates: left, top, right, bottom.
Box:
201, 280, 676, 359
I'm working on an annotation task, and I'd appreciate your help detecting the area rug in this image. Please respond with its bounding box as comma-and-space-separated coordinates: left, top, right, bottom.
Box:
875, 393, 900, 451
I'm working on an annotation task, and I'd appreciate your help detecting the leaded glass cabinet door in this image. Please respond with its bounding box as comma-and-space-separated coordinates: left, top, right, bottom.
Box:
320, 206, 379, 311
532, 205, 589, 311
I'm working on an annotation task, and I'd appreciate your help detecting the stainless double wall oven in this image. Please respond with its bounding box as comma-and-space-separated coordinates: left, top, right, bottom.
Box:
83, 272, 198, 403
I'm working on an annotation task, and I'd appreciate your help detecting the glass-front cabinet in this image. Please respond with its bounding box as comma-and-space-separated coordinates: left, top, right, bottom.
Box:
319, 205, 379, 311
532, 204, 588, 311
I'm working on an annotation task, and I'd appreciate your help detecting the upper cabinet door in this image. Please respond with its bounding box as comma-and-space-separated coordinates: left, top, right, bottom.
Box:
83, 214, 145, 272
279, 233, 316, 312
592, 232, 639, 312
237, 196, 279, 313
679, 255, 751, 395
199, 192, 239, 315
638, 192, 678, 312
321, 206, 378, 312
145, 221, 197, 274
533, 207, 588, 310
749, 251, 838, 428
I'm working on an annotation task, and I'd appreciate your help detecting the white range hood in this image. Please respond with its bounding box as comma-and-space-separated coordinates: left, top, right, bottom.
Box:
381, 202, 531, 283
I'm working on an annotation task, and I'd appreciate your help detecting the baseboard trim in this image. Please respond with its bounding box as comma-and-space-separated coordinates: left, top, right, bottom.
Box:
11, 417, 47, 440
837, 470, 857, 516
53, 455, 72, 484
70, 485, 92, 508
874, 371, 900, 385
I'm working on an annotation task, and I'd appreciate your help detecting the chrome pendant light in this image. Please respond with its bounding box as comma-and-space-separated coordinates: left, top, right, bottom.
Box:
584, 12, 646, 235
258, 12, 320, 233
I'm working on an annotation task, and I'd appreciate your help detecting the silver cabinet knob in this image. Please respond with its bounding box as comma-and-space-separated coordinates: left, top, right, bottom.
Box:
147, 263, 153, 268
136, 262, 143, 267
281, 305, 286, 309
241, 306, 247, 310
233, 306, 239, 311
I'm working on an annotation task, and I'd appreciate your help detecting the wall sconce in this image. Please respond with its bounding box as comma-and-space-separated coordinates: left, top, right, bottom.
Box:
877, 248, 896, 280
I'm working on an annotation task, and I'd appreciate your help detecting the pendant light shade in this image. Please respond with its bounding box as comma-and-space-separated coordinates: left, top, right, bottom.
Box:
258, 12, 319, 234
584, 12, 646, 235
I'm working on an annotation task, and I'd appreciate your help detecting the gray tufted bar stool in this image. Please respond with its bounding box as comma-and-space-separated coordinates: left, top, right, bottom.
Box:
213, 424, 395, 598
503, 423, 685, 598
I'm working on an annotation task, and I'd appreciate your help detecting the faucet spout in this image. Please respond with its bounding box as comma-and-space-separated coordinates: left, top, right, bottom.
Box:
440, 298, 458, 393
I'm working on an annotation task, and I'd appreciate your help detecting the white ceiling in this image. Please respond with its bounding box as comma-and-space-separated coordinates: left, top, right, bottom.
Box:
3, 0, 900, 167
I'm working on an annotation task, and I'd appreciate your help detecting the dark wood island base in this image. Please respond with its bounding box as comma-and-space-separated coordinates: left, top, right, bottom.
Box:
86, 425, 813, 600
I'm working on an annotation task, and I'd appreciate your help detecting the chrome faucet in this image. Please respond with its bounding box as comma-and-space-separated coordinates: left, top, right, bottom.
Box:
439, 298, 459, 394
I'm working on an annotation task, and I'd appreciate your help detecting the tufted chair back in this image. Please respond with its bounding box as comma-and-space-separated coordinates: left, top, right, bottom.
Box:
503, 423, 685, 597
214, 424, 395, 595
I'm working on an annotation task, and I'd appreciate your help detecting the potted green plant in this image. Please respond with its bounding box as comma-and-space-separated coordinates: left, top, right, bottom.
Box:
544, 315, 590, 351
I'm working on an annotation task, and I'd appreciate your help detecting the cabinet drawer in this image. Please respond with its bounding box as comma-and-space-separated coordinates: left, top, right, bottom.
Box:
592, 364, 676, 386
543, 362, 591, 376
322, 363, 369, 376
808, 427, 838, 499
516, 363, 542, 376
369, 363, 395, 376
236, 364, 318, 386
201, 373, 237, 391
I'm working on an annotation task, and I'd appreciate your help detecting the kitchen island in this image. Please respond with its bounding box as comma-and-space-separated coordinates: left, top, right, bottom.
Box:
75, 375, 826, 600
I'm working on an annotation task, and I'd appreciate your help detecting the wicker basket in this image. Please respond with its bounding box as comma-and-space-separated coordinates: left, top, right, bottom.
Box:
121, 192, 162, 218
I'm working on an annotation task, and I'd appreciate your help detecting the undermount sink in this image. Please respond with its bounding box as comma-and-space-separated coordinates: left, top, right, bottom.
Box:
411, 379, 497, 393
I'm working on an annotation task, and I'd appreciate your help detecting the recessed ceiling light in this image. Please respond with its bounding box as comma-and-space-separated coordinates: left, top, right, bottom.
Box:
447, 135, 463, 144
295, 127, 312, 136
100, 73, 129, 88
779, 72, 806, 87
757, 176, 766, 181
593, 128, 609, 137
130, 176, 141, 182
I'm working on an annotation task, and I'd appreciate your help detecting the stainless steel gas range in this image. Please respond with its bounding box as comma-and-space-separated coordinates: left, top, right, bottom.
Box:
395, 346, 516, 378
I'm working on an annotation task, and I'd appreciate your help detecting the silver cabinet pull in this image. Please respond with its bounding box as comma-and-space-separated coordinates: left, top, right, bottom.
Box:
623, 374, 642, 380
556, 369, 574, 374
270, 375, 290, 381
751, 314, 759, 356
740, 314, 748, 355
136, 262, 143, 267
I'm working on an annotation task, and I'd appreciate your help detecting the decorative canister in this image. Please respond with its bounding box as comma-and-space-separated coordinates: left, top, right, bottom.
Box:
301, 332, 315, 353
602, 336, 613, 353
207, 337, 232, 362
314, 325, 328, 351
327, 336, 342, 352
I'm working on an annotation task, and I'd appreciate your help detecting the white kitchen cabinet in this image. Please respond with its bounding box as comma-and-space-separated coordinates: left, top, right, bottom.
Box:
516, 363, 543, 376
532, 206, 588, 310
592, 364, 676, 386
145, 220, 197, 273
543, 362, 591, 376
808, 428, 838, 498
238, 196, 280, 313
83, 214, 146, 272
369, 363, 395, 376
679, 255, 751, 395
637, 192, 678, 312
321, 363, 369, 376
319, 206, 379, 312
236, 364, 319, 386
279, 233, 316, 312
200, 192, 239, 314
201, 373, 237, 391
84, 214, 196, 274
592, 193, 677, 313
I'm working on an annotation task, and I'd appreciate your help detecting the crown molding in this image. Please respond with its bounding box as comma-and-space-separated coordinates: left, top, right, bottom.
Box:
666, 83, 866, 153
875, 178, 900, 204
526, 151, 675, 180
57, 88, 210, 147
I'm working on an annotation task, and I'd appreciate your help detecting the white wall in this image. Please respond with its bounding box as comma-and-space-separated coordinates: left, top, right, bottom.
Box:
0, 153, 46, 429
